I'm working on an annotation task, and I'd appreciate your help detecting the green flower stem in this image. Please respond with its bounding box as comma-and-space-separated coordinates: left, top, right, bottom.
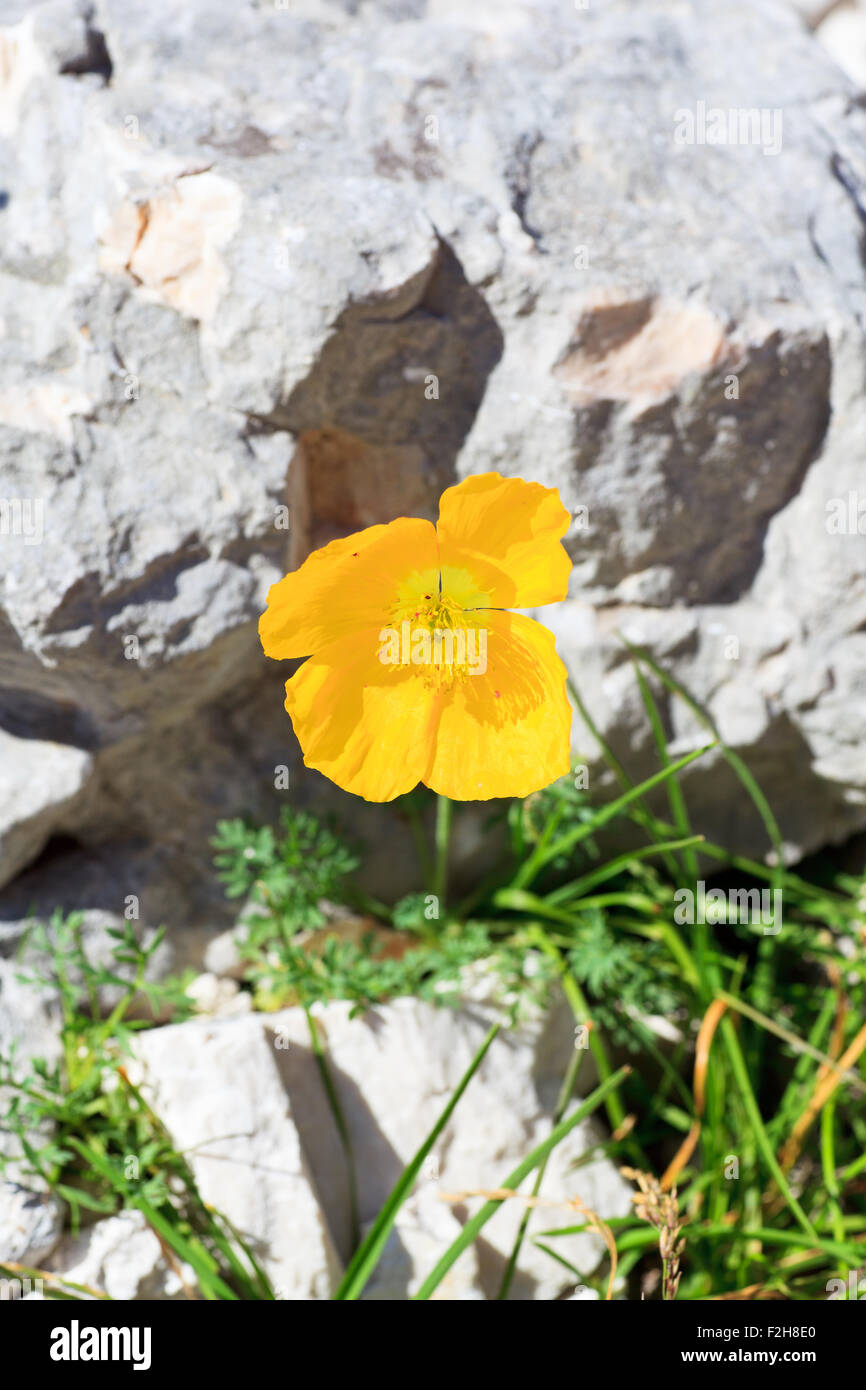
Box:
433, 794, 453, 909
821, 1099, 844, 1247
404, 795, 433, 888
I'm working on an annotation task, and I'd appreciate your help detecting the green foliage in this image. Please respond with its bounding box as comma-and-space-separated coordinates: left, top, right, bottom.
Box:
1, 911, 192, 1223
212, 808, 359, 936
212, 810, 553, 1018
521, 775, 601, 864
563, 910, 680, 1050
0, 912, 273, 1299
391, 891, 434, 931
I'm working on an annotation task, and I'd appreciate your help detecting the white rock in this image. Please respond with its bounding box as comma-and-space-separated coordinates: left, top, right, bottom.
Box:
184, 971, 251, 1017
565, 1284, 601, 1301
817, 1, 866, 86
784, 0, 846, 29
269, 981, 632, 1300
48, 1210, 183, 1301
0, 1182, 63, 1265
0, 732, 93, 890
132, 1013, 343, 1300
97, 978, 632, 1300
359, 1184, 485, 1302
202, 928, 247, 981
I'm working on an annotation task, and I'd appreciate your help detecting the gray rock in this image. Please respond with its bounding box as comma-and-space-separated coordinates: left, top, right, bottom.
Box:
0, 1181, 64, 1265
46, 1210, 185, 1300
120, 972, 632, 1300
0, 953, 61, 1066
0, 0, 865, 935
0, 732, 93, 890
202, 926, 247, 981
130, 1010, 344, 1300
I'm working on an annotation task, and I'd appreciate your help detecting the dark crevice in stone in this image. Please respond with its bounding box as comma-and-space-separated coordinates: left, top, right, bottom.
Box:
270, 237, 504, 559
0, 688, 101, 750
60, 12, 113, 85
505, 132, 546, 248
43, 544, 210, 635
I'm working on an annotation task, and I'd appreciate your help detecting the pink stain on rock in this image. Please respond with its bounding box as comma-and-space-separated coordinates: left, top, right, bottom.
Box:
554, 291, 729, 405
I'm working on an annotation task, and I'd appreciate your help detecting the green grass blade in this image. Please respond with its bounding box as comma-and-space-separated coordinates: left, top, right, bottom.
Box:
515, 746, 715, 890
632, 661, 696, 881
333, 1022, 500, 1301
133, 1195, 238, 1301
412, 1066, 631, 1300
719, 1017, 817, 1242
543, 836, 705, 905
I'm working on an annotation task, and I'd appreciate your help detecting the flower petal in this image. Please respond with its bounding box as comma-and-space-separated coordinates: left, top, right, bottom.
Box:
436, 472, 572, 608
423, 611, 572, 800
259, 517, 438, 659
284, 627, 439, 801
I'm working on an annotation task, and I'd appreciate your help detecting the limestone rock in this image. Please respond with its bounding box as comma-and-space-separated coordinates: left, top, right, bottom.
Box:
269, 982, 631, 1300
1, 0, 866, 931
0, 1181, 64, 1265
47, 1210, 184, 1300
130, 1012, 344, 1300
48, 977, 631, 1300
784, 0, 846, 29
358, 1184, 485, 1301
816, 1, 866, 86
184, 970, 252, 1017
0, 732, 92, 889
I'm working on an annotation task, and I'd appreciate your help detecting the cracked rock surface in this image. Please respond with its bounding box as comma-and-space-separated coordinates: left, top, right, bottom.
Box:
0, 0, 865, 939
119, 979, 630, 1301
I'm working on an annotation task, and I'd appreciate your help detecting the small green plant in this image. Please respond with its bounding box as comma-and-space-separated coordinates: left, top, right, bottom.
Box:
211, 808, 555, 1017
0, 912, 274, 1300
212, 808, 360, 936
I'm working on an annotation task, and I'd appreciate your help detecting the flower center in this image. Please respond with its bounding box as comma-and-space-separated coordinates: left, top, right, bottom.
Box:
415, 593, 462, 630
385, 579, 488, 688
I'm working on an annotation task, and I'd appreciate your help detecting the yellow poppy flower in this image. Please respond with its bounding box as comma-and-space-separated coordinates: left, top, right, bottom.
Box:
259, 472, 573, 802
